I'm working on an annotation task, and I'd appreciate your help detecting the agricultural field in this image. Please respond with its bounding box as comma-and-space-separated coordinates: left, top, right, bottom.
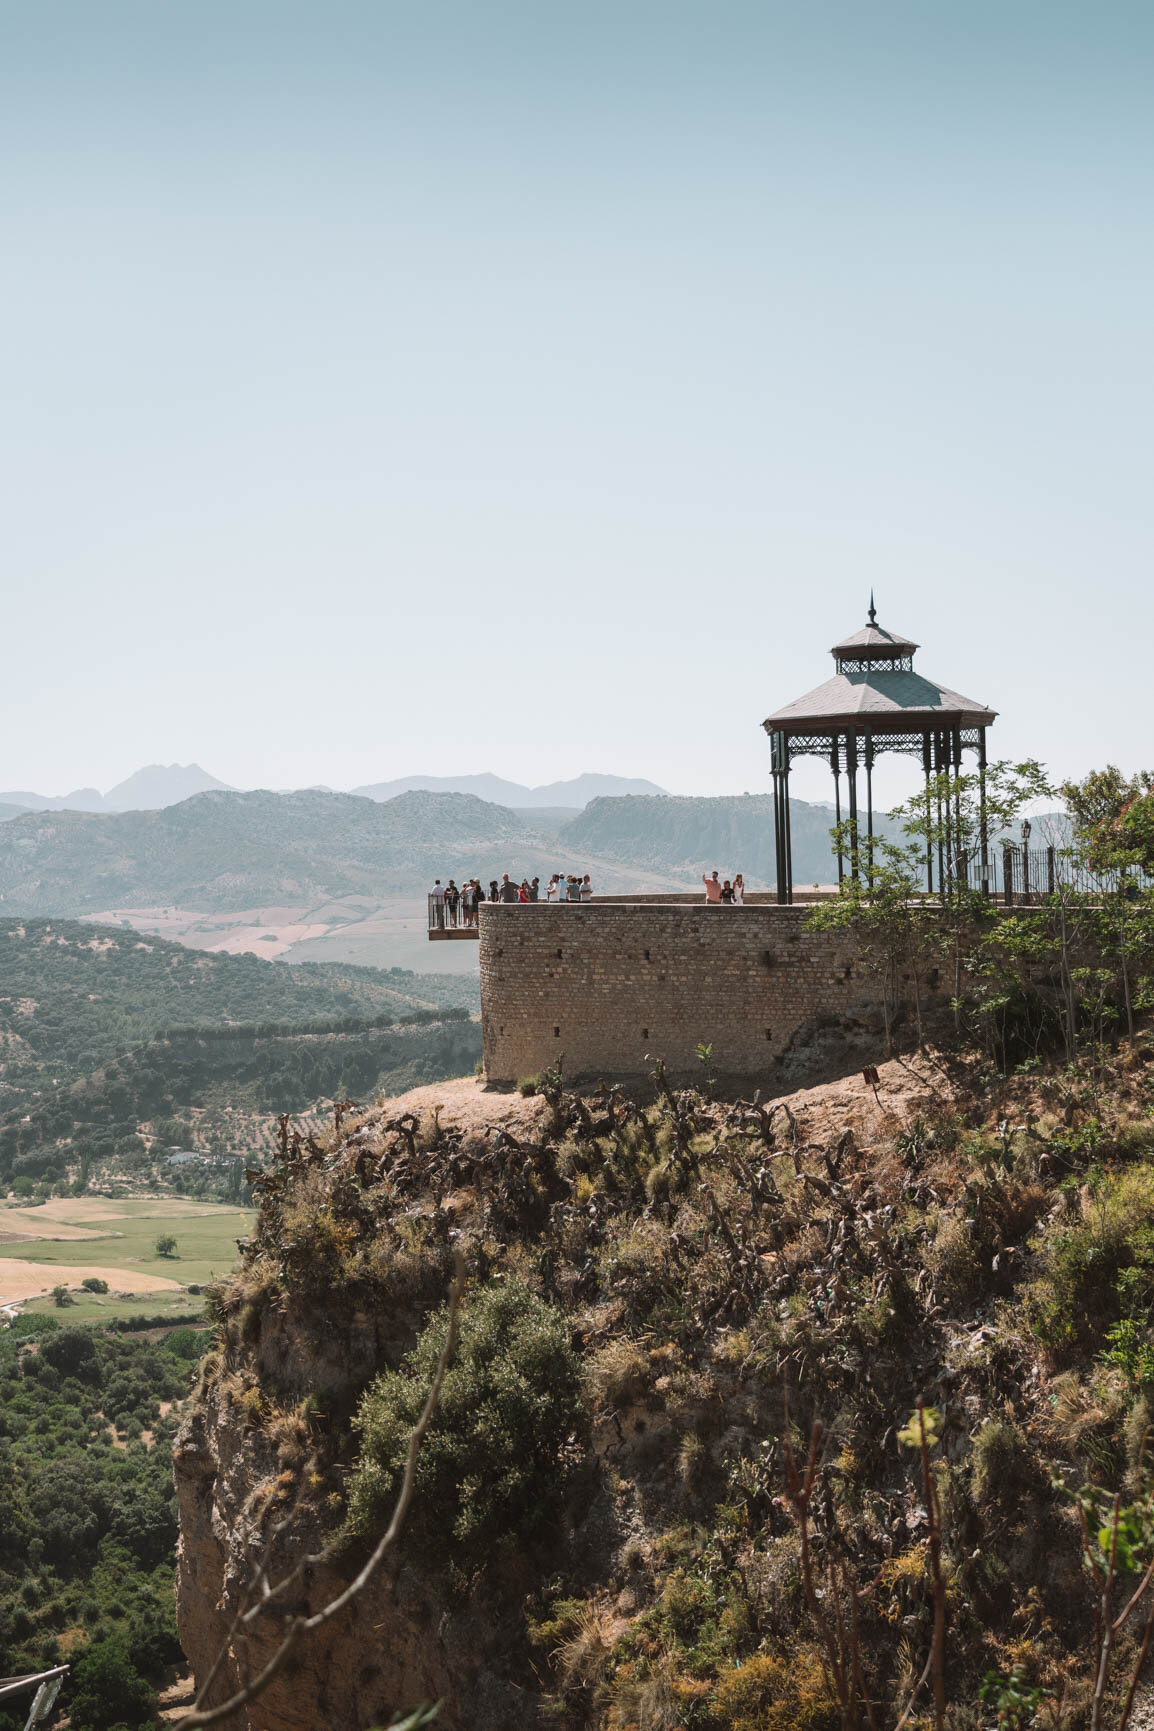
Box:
0, 1195, 254, 1320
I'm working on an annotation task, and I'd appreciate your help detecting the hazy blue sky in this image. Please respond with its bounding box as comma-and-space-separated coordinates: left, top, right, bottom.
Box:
4, 1, 1152, 805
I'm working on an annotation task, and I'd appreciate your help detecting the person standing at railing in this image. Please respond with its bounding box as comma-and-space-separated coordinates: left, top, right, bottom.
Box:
733, 873, 745, 904
445, 880, 460, 926
430, 879, 446, 929
580, 874, 593, 901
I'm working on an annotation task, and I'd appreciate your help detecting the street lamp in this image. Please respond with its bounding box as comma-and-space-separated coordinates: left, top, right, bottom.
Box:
1021, 819, 1032, 899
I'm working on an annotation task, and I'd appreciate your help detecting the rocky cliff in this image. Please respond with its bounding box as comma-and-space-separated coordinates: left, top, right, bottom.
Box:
174, 1038, 1154, 1730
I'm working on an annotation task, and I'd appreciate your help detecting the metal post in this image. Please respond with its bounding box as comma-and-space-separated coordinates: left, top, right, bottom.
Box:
1047, 845, 1056, 896
923, 733, 934, 894
952, 727, 964, 886
865, 731, 875, 888
782, 749, 794, 904
832, 737, 844, 885
772, 760, 786, 905
978, 728, 990, 897
1003, 844, 1015, 907
846, 731, 859, 882
934, 733, 946, 896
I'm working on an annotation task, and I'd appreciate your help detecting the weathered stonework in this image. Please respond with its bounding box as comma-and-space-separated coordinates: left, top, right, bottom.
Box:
479, 902, 881, 1083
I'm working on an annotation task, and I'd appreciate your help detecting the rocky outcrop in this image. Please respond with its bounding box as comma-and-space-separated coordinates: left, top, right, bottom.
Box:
174, 1381, 541, 1731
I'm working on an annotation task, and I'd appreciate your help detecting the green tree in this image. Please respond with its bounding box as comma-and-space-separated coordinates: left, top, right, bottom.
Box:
67, 1636, 155, 1731
154, 1234, 177, 1258
51, 1283, 75, 1307
807, 829, 934, 1049
347, 1281, 587, 1564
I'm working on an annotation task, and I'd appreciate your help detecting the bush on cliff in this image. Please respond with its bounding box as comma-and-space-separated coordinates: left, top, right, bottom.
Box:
346, 1279, 587, 1565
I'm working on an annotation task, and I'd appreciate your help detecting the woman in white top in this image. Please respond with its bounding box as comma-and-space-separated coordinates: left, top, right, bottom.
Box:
732, 873, 745, 905
580, 874, 593, 902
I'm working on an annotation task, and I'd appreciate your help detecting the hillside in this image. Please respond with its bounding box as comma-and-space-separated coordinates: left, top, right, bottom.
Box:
559, 791, 905, 885
0, 918, 475, 1101
0, 789, 535, 913
0, 791, 691, 949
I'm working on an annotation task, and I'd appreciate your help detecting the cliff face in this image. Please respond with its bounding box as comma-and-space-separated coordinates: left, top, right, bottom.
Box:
174, 1335, 542, 1731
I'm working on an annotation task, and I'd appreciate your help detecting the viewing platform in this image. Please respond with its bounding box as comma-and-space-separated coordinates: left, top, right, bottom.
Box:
427, 893, 480, 938
426, 847, 1142, 939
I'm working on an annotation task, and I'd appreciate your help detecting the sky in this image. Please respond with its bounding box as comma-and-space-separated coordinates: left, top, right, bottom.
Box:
4, 1, 1153, 807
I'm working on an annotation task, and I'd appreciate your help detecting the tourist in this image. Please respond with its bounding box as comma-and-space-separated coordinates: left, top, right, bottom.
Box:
462, 880, 477, 925
733, 873, 745, 905
430, 878, 446, 929
580, 874, 593, 902
445, 879, 460, 925
529, 877, 540, 902
720, 879, 734, 904
702, 871, 722, 903
556, 874, 568, 903
499, 873, 520, 904
546, 874, 559, 903
519, 880, 530, 902
489, 879, 500, 902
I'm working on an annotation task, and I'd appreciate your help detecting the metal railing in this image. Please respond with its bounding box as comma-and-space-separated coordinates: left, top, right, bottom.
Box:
427, 890, 481, 930
950, 845, 1153, 904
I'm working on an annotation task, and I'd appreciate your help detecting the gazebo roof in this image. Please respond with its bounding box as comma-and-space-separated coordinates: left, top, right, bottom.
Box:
830, 622, 919, 657
764, 597, 997, 736
764, 669, 997, 733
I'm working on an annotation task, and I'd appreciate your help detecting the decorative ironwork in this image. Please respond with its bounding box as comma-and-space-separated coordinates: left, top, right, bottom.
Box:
834, 654, 915, 673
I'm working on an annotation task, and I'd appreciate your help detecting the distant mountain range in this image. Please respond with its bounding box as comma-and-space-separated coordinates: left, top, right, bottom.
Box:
561, 793, 884, 887
0, 785, 860, 920
0, 763, 232, 813
350, 772, 667, 807
0, 766, 664, 816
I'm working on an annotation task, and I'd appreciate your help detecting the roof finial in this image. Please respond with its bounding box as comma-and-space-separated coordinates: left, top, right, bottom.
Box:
867, 590, 877, 626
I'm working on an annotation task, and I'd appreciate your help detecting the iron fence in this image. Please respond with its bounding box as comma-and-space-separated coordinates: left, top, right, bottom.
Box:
951, 845, 1153, 904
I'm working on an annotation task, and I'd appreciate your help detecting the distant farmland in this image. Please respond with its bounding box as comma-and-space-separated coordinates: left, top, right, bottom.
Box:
0, 1195, 254, 1322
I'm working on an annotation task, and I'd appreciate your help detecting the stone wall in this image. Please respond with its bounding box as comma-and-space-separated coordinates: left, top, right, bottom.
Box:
478, 902, 880, 1082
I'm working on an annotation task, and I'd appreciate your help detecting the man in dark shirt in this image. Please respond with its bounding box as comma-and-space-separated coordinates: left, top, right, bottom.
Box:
499, 874, 520, 903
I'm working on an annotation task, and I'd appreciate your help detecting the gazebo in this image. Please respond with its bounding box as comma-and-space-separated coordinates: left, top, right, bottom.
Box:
763, 598, 997, 903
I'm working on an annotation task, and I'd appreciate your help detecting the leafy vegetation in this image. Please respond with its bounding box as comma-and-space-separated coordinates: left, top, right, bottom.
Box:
0, 1317, 199, 1731
347, 1281, 587, 1565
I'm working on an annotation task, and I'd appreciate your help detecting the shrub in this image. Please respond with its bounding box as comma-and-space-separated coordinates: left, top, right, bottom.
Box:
81, 1277, 109, 1294
709, 1650, 840, 1731
970, 1419, 1043, 1514
346, 1280, 588, 1564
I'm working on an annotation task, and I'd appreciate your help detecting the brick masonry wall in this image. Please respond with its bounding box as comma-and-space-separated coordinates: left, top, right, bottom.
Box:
478, 903, 876, 1083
